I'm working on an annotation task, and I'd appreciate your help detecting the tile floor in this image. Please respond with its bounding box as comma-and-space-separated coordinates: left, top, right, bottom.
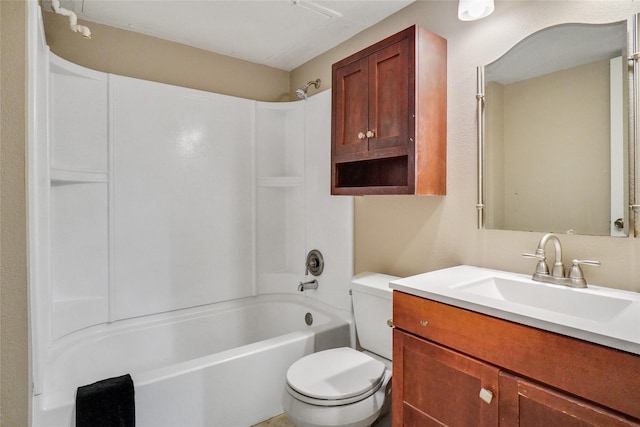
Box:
252, 411, 391, 427
252, 413, 295, 427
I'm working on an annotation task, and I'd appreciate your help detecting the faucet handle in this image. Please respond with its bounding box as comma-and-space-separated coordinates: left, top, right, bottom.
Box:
522, 252, 544, 260
569, 259, 600, 276
568, 259, 600, 286
572, 259, 601, 267
522, 252, 549, 275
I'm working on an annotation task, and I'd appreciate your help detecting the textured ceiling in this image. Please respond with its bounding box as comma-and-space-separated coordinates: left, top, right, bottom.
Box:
57, 0, 414, 71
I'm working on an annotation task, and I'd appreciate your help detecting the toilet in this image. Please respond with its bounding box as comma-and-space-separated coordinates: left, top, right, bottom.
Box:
282, 272, 398, 427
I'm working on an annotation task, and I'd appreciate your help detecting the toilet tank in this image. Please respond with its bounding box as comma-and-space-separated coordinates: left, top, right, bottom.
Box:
351, 272, 399, 361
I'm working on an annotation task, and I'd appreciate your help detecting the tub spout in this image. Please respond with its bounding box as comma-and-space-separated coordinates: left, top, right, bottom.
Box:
298, 279, 318, 292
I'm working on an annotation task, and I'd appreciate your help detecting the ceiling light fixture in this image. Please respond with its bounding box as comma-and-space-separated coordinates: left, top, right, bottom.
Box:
458, 0, 494, 21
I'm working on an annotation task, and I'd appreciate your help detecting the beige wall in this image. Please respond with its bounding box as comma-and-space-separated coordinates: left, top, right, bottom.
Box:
1, 1, 29, 426
291, 0, 640, 292
42, 11, 291, 102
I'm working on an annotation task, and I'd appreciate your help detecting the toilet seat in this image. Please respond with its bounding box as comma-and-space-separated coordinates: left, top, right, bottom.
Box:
282, 367, 392, 427
285, 347, 386, 407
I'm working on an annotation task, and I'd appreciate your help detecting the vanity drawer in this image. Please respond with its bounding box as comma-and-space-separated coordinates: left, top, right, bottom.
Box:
392, 290, 640, 420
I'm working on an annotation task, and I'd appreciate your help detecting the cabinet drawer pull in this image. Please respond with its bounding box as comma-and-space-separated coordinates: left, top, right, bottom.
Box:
419, 320, 428, 327
479, 388, 493, 404
366, 130, 375, 138
387, 319, 394, 328
357, 132, 366, 140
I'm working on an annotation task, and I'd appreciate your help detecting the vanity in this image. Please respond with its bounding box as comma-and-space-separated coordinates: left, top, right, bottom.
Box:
386, 13, 640, 426
386, 15, 640, 425
390, 266, 640, 426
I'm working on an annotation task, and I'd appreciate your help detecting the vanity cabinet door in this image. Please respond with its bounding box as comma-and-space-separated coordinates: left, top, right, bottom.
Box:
499, 373, 639, 427
393, 329, 499, 426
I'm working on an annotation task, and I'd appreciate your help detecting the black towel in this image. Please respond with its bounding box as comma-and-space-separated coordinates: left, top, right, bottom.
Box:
76, 374, 135, 427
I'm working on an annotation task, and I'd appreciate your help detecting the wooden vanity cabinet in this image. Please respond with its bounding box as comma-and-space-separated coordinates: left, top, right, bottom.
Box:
331, 25, 447, 195
393, 330, 500, 425
499, 373, 638, 427
392, 291, 640, 426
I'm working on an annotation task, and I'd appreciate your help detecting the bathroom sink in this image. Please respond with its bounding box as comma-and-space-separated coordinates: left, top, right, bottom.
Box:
452, 275, 634, 322
389, 265, 640, 355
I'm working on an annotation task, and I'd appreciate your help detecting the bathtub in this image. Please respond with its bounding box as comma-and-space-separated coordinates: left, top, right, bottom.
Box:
33, 294, 353, 427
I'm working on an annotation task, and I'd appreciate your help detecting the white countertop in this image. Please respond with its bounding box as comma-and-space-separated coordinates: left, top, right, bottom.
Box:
390, 265, 640, 355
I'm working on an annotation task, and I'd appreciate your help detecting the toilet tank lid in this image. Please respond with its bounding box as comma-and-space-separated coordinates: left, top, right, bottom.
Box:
351, 272, 400, 299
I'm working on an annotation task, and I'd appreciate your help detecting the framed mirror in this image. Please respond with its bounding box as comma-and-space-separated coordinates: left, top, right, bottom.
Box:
477, 17, 639, 237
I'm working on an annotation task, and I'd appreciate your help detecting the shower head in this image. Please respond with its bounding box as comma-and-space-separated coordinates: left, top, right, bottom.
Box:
295, 79, 321, 100
295, 88, 307, 100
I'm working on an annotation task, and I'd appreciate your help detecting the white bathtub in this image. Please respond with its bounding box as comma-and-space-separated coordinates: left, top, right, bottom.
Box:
33, 294, 353, 427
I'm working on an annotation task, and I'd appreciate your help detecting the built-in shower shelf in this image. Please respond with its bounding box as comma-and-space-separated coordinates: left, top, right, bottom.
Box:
257, 176, 303, 187
50, 168, 108, 184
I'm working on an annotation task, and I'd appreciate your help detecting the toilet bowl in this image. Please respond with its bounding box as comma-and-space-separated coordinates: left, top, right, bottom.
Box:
282, 273, 397, 427
282, 347, 392, 427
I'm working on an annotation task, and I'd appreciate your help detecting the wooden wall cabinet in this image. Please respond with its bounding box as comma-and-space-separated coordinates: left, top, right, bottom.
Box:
331, 25, 447, 195
392, 291, 640, 426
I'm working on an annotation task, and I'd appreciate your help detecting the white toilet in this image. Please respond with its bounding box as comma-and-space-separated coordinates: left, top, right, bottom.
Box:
282, 272, 397, 427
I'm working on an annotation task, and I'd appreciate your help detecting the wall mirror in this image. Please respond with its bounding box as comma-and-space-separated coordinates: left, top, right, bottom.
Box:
477, 17, 639, 237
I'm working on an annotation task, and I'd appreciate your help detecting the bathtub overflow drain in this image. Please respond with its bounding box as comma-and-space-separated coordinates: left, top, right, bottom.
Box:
305, 312, 313, 326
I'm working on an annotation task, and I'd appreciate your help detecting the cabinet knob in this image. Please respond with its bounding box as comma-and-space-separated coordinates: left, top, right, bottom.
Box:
357, 132, 366, 140
366, 130, 375, 138
479, 388, 493, 404
386, 319, 394, 328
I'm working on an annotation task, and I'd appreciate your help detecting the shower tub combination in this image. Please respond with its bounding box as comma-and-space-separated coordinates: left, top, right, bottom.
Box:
33, 294, 352, 427
29, 14, 354, 426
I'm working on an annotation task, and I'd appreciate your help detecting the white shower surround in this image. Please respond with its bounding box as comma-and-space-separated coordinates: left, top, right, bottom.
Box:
29, 12, 354, 424
110, 74, 256, 320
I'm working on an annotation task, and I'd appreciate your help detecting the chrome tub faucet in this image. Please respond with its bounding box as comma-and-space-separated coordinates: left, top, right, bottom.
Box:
298, 279, 318, 292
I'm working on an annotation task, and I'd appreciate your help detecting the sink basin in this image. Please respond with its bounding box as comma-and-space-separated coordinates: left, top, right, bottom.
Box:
452, 276, 634, 322
389, 265, 640, 355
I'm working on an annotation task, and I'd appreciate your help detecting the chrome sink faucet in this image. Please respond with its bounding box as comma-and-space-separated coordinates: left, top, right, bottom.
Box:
523, 233, 600, 288
524, 233, 565, 278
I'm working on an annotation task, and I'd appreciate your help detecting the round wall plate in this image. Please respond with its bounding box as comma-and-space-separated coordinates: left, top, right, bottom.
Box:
306, 249, 324, 276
